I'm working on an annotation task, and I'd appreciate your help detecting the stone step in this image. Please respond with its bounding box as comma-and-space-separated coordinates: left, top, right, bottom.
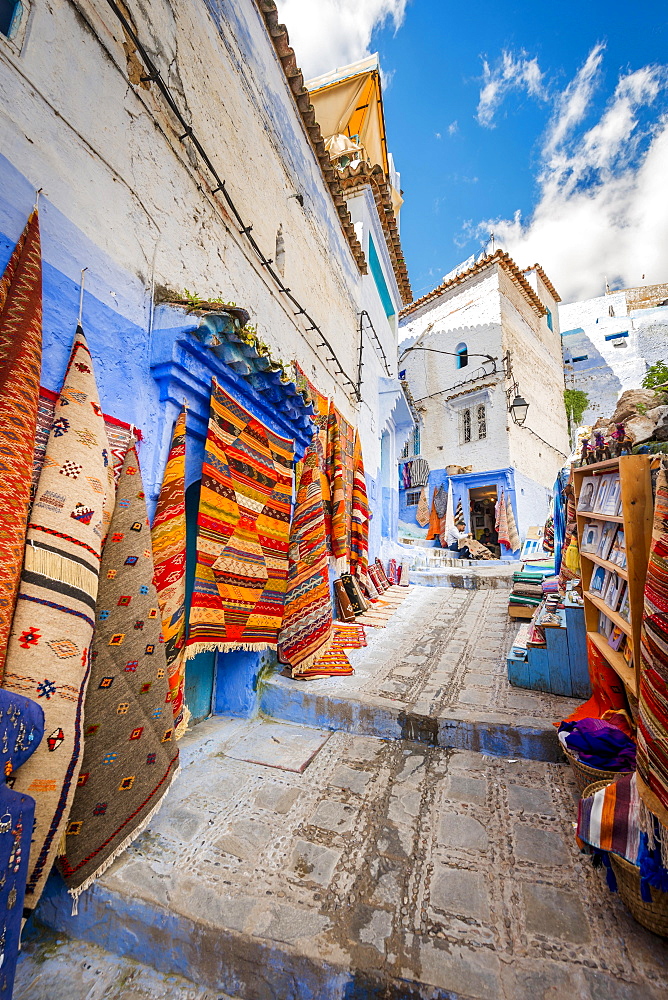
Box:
31, 716, 668, 1000
261, 586, 579, 763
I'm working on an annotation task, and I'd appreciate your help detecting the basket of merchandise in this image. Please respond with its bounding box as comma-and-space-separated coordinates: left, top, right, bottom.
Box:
559, 718, 636, 794
564, 747, 634, 793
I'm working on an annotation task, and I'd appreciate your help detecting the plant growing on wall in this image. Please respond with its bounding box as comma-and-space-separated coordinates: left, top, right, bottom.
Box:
564, 389, 590, 435
642, 360, 668, 392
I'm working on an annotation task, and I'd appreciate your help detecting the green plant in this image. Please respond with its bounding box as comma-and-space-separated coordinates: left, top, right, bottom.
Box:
642, 360, 668, 392
636, 402, 647, 415
182, 288, 202, 306
564, 389, 590, 429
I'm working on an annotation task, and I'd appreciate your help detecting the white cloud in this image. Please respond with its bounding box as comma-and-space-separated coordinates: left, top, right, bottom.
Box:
275, 0, 407, 80
476, 49, 668, 301
476, 50, 547, 127
448, 120, 459, 135
435, 131, 442, 140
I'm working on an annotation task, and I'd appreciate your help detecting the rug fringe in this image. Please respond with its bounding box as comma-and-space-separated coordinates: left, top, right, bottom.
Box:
174, 704, 191, 741
289, 629, 336, 678
25, 542, 98, 596
638, 794, 668, 868
185, 641, 275, 660
64, 763, 181, 916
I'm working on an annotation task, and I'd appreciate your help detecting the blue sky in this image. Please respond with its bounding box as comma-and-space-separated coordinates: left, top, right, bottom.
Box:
277, 1, 668, 303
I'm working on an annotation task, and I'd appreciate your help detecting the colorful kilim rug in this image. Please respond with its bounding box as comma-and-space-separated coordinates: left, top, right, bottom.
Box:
3, 326, 115, 912
277, 438, 334, 675
152, 407, 189, 738
374, 559, 390, 589
32, 387, 143, 492
577, 772, 641, 865
187, 379, 294, 656
332, 622, 367, 648
496, 491, 510, 548
387, 559, 398, 584
56, 444, 179, 902
350, 431, 370, 586
292, 625, 355, 679
0, 211, 43, 680
506, 494, 521, 552
326, 404, 355, 560
454, 497, 465, 528
637, 459, 668, 829
293, 363, 331, 538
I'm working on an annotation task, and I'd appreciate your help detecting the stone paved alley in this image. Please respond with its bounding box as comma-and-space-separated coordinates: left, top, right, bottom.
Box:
17, 588, 668, 999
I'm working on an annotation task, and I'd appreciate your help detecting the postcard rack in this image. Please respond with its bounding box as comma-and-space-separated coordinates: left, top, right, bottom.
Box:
573, 455, 653, 701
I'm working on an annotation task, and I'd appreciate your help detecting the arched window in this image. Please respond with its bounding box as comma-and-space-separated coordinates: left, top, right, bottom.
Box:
455, 342, 468, 369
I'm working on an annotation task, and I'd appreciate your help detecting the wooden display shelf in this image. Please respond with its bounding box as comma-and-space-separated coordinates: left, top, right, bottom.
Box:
577, 510, 624, 524
583, 551, 628, 582
584, 590, 632, 637
587, 629, 637, 697
573, 454, 653, 699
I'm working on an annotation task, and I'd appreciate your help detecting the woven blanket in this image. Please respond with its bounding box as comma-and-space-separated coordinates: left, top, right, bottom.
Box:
4, 326, 114, 912
33, 388, 142, 492
577, 772, 641, 865
56, 445, 179, 901
416, 488, 430, 527
426, 491, 441, 540
410, 458, 430, 488
350, 431, 370, 579
387, 559, 398, 585
187, 379, 294, 656
496, 491, 510, 547
152, 407, 189, 738
0, 211, 42, 680
293, 363, 331, 539
277, 439, 333, 675
326, 404, 354, 560
332, 622, 367, 648
637, 459, 668, 827
292, 625, 355, 679
506, 494, 521, 552
454, 497, 465, 528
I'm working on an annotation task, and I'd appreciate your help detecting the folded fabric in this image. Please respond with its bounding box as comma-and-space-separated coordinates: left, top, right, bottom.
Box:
577, 772, 640, 865
559, 718, 636, 772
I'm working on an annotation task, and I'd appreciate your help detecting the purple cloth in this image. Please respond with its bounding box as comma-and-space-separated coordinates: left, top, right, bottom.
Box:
559, 718, 636, 772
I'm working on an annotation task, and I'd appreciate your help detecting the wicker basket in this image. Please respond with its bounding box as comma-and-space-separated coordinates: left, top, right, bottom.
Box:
564, 747, 634, 794
581, 781, 668, 937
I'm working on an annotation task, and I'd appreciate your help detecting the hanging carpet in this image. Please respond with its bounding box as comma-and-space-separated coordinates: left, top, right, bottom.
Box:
350, 430, 371, 591
637, 459, 668, 829
290, 623, 355, 680
277, 438, 333, 676
496, 490, 510, 548
410, 458, 430, 488
187, 379, 294, 656
152, 407, 189, 739
3, 326, 115, 913
426, 491, 441, 540
56, 444, 179, 902
454, 497, 465, 528
293, 363, 331, 540
506, 494, 521, 552
326, 403, 355, 560
0, 211, 43, 681
416, 487, 430, 528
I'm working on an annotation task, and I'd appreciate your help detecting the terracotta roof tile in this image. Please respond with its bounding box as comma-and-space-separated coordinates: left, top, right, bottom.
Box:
524, 264, 561, 303
399, 250, 548, 320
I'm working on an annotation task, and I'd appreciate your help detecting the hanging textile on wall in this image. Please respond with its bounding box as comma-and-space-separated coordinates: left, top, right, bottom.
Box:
496, 490, 510, 548
0, 211, 43, 680
0, 689, 44, 999
505, 494, 521, 552
637, 459, 668, 831
401, 463, 411, 490
426, 491, 441, 540
3, 326, 114, 914
56, 445, 179, 904
410, 457, 430, 488
152, 407, 189, 739
32, 388, 142, 492
454, 497, 465, 528
326, 403, 355, 560
277, 440, 333, 676
293, 363, 331, 539
416, 487, 430, 528
441, 480, 455, 547
350, 431, 370, 584
187, 379, 294, 656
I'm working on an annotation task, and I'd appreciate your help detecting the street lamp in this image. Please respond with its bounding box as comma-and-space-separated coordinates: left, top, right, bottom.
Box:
509, 394, 529, 426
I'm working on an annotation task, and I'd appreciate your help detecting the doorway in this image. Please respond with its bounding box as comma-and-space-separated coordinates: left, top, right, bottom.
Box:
468, 485, 500, 559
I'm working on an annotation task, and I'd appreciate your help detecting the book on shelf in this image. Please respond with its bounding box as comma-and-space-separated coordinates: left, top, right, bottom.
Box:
610, 528, 626, 568
608, 625, 625, 651
590, 565, 607, 594
596, 522, 617, 562
598, 610, 613, 638
580, 522, 602, 554
604, 572, 623, 612
622, 639, 633, 665
592, 473, 617, 514
601, 474, 621, 516
577, 476, 599, 513
618, 586, 630, 623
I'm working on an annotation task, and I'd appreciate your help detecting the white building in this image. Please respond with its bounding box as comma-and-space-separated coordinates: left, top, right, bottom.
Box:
560, 282, 668, 425
398, 251, 569, 557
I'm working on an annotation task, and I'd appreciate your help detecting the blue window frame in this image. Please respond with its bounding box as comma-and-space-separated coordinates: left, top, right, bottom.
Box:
0, 0, 22, 37
546, 309, 553, 331
368, 236, 394, 319
604, 330, 628, 342
455, 342, 468, 369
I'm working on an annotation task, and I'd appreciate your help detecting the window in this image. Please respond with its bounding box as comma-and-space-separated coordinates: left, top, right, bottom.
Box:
413, 423, 421, 456
401, 440, 409, 459
455, 342, 468, 369
546, 310, 553, 331
477, 404, 486, 440
572, 354, 589, 363
604, 330, 628, 342
406, 491, 421, 507
462, 408, 471, 444
0, 0, 21, 37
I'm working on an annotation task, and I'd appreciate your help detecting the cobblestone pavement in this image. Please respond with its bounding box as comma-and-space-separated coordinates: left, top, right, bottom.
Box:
31, 716, 668, 1000
263, 587, 582, 759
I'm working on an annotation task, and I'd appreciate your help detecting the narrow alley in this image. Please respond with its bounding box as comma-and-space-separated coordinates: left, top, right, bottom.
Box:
16, 588, 668, 999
